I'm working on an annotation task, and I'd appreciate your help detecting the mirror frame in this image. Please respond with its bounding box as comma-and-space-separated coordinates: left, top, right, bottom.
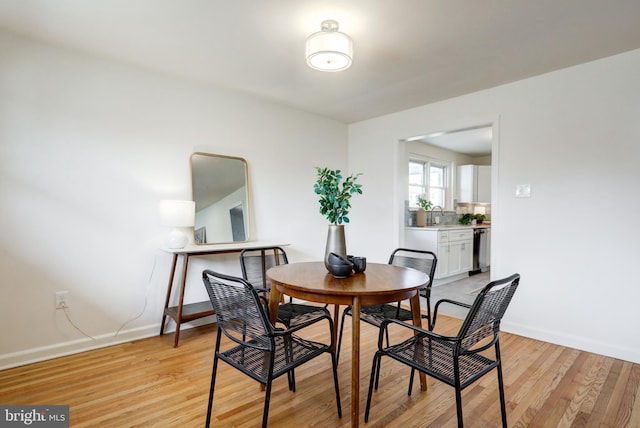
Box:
190, 152, 251, 245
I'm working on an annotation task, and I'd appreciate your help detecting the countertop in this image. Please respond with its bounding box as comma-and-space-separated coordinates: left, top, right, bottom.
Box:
406, 224, 491, 231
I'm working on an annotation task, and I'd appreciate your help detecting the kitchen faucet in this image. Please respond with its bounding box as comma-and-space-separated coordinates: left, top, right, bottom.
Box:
431, 206, 444, 224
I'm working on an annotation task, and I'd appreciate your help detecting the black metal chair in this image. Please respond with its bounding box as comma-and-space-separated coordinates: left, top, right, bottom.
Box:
336, 248, 437, 361
202, 269, 342, 428
240, 246, 332, 329
364, 273, 520, 427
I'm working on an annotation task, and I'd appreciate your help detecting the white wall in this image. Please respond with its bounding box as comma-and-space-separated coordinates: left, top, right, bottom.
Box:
0, 31, 347, 368
3, 28, 640, 368
348, 48, 640, 363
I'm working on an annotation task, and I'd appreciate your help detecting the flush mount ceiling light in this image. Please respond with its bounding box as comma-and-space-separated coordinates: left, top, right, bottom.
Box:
306, 20, 353, 72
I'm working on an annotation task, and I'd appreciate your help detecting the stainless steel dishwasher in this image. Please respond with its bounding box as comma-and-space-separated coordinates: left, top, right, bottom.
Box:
472, 228, 490, 273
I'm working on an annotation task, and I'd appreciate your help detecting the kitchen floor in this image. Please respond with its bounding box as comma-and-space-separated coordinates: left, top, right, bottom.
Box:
425, 271, 490, 320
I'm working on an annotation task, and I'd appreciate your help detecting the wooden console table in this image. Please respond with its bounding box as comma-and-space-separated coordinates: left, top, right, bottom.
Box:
160, 241, 287, 347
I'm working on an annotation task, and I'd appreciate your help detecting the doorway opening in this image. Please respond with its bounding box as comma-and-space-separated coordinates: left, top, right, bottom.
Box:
398, 121, 498, 286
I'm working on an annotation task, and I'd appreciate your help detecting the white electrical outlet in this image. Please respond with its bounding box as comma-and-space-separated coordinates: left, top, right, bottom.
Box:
515, 184, 531, 198
55, 291, 69, 309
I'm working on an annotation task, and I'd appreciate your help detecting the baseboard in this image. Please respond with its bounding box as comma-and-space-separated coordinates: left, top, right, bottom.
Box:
1, 315, 220, 371
0, 324, 161, 370
502, 320, 640, 365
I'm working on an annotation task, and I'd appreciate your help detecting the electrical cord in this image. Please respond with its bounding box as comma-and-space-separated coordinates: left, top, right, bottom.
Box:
58, 254, 158, 341
60, 303, 97, 341
114, 254, 157, 337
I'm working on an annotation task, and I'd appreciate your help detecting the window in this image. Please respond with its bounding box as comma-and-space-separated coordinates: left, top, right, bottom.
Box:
409, 158, 448, 208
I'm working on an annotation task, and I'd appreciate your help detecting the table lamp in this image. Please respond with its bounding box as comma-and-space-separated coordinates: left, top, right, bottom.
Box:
159, 200, 195, 249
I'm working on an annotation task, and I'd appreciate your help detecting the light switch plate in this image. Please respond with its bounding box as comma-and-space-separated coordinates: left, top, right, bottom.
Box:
516, 184, 531, 198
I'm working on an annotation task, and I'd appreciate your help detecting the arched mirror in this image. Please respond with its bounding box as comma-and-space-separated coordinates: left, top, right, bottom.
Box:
190, 152, 250, 244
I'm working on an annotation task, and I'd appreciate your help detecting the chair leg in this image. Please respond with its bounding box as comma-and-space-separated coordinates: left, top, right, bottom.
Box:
262, 379, 273, 428
365, 351, 382, 422
408, 368, 415, 395
455, 384, 464, 428
374, 353, 382, 390
336, 307, 349, 363
205, 354, 219, 428
284, 337, 296, 392
287, 369, 296, 392
423, 294, 433, 330
495, 342, 508, 427
330, 352, 343, 418
497, 362, 507, 427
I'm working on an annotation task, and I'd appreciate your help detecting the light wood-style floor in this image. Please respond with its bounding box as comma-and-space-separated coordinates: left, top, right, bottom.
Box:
2, 308, 639, 427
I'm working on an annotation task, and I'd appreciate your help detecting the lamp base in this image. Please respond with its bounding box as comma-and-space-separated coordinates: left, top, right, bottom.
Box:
166, 229, 188, 249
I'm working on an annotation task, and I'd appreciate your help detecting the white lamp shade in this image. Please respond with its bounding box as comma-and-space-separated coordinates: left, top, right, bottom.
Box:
159, 200, 195, 227
306, 21, 353, 72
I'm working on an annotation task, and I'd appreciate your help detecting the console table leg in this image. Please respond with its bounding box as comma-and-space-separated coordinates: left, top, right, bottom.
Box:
160, 254, 178, 336
173, 255, 190, 348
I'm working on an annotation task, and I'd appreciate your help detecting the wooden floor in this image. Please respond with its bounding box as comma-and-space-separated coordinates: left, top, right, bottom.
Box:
2, 310, 640, 427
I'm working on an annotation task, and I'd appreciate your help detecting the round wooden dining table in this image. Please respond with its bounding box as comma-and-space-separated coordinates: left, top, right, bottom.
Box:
267, 262, 429, 427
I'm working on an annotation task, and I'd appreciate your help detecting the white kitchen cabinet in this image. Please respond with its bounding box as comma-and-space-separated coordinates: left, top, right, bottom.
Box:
449, 238, 473, 274
458, 165, 491, 203
404, 228, 473, 279
437, 240, 448, 278
441, 229, 473, 277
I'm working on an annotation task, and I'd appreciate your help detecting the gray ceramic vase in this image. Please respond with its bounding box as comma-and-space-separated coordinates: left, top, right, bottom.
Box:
324, 224, 347, 270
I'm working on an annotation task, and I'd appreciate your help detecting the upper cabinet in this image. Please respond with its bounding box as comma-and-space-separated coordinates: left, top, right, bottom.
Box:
458, 165, 491, 203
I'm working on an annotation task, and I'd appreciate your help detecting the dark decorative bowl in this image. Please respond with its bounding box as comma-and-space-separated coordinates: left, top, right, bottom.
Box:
326, 252, 353, 277
328, 263, 353, 278
328, 252, 351, 266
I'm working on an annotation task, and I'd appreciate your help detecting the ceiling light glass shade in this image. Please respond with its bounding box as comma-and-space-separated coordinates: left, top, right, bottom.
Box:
306, 20, 353, 72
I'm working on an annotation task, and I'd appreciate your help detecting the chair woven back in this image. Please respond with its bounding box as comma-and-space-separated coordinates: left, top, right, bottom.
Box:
388, 248, 437, 285
388, 248, 437, 307
240, 247, 289, 292
457, 273, 520, 352
202, 269, 272, 350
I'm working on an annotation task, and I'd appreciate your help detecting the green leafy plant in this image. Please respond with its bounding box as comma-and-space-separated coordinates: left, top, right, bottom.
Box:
474, 213, 487, 223
416, 196, 433, 211
459, 213, 475, 225
459, 213, 487, 225
314, 167, 363, 225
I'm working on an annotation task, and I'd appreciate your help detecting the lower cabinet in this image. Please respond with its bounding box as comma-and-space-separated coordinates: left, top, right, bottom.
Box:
405, 228, 473, 279
444, 238, 473, 277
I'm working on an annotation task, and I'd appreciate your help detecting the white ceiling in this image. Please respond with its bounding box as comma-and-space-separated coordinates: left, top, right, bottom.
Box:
1, 0, 639, 125
409, 125, 493, 157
